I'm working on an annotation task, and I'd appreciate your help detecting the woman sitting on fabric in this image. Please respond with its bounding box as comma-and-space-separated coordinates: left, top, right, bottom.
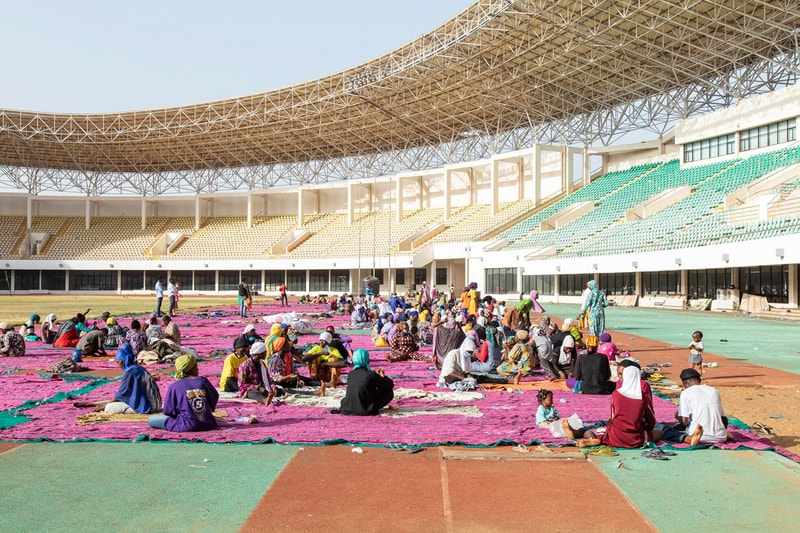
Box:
125, 319, 148, 355
147, 354, 219, 432
495, 329, 534, 377
336, 349, 394, 416
439, 337, 521, 388
299, 332, 346, 389
103, 343, 163, 414
238, 341, 277, 405
53, 312, 94, 348
387, 321, 428, 362
563, 366, 663, 448
470, 320, 504, 373
41, 313, 58, 344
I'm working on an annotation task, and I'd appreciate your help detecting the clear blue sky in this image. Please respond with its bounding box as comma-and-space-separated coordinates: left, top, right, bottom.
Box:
0, 1, 472, 113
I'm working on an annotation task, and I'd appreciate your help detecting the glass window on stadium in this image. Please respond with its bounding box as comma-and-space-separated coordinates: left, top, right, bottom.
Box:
42, 270, 66, 291
683, 134, 735, 163
240, 270, 261, 293
599, 273, 636, 296
145, 272, 164, 292
395, 269, 406, 286
371, 270, 385, 285
641, 271, 680, 295
331, 270, 349, 293
16, 270, 39, 291
436, 268, 448, 286
739, 265, 788, 304
414, 269, 426, 287
287, 270, 306, 292
0, 272, 9, 291
264, 271, 284, 292
485, 268, 517, 294
121, 271, 145, 291
688, 268, 731, 299
169, 270, 193, 292
195, 271, 216, 291
219, 271, 240, 291
559, 274, 593, 296
309, 270, 329, 292
71, 270, 116, 291
740, 119, 796, 152
522, 274, 555, 296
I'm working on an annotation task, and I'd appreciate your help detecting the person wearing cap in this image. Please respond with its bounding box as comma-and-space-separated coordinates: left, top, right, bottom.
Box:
161, 315, 181, 345
337, 349, 394, 416
657, 368, 728, 446
148, 354, 219, 432
0, 323, 26, 357
219, 337, 251, 392
299, 332, 346, 389
237, 324, 263, 347
237, 341, 275, 405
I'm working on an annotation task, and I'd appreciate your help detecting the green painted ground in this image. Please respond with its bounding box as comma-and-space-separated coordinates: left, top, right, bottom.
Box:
0, 442, 296, 533
544, 304, 800, 374
592, 449, 800, 532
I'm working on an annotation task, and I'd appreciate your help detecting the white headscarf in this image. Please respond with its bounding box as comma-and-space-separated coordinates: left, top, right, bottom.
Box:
45, 313, 57, 327
618, 366, 642, 400
458, 336, 477, 373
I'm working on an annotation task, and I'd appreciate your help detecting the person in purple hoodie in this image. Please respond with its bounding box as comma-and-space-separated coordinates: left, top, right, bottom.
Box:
147, 354, 219, 432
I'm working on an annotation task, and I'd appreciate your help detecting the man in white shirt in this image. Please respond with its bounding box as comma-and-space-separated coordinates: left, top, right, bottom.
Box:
167, 278, 177, 317
661, 368, 729, 446
154, 277, 165, 317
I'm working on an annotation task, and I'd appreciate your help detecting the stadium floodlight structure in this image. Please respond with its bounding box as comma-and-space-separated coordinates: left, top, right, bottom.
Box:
0, 0, 799, 197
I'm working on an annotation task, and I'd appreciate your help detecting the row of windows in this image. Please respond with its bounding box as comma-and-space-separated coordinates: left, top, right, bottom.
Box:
683, 118, 797, 162
485, 266, 788, 303
683, 134, 736, 163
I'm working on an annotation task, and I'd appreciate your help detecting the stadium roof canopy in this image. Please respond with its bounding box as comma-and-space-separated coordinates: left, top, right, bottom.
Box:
1, 0, 799, 195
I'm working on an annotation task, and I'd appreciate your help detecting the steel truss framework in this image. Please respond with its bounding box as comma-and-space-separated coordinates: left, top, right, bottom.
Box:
0, 0, 798, 196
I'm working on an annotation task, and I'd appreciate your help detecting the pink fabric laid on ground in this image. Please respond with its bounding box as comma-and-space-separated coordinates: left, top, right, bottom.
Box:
0, 302, 796, 462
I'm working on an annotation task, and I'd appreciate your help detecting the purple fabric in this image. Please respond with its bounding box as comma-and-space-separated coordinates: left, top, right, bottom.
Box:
0, 302, 796, 463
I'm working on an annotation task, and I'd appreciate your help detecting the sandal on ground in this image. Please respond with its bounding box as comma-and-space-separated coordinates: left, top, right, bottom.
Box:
641, 449, 670, 460
584, 445, 618, 456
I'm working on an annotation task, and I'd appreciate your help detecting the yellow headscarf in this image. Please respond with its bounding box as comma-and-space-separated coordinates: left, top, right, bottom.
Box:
269, 323, 283, 336
174, 354, 197, 379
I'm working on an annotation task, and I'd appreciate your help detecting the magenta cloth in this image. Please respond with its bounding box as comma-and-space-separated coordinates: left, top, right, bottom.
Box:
0, 302, 796, 463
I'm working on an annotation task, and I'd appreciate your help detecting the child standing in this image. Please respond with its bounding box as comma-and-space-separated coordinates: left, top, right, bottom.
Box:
535, 389, 560, 428
688, 330, 704, 375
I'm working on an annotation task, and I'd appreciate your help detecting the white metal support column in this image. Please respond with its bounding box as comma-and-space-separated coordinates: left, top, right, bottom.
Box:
246, 192, 253, 229
490, 159, 499, 217
517, 157, 525, 200
141, 197, 147, 230
583, 146, 591, 187
297, 188, 303, 228
84, 198, 91, 230
444, 169, 452, 222
26, 195, 32, 229
347, 183, 354, 226
532, 145, 542, 205
195, 195, 201, 231
395, 178, 403, 223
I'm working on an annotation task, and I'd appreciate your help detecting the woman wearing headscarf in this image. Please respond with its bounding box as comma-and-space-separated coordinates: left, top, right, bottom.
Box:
103, 343, 163, 414
53, 312, 94, 348
387, 321, 428, 362
237, 341, 276, 405
529, 290, 545, 314
580, 280, 609, 337
439, 337, 520, 386
470, 320, 504, 372
467, 282, 479, 317
565, 366, 662, 448
337, 349, 394, 416
432, 312, 466, 370
495, 329, 534, 377
41, 313, 58, 344
147, 354, 219, 432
